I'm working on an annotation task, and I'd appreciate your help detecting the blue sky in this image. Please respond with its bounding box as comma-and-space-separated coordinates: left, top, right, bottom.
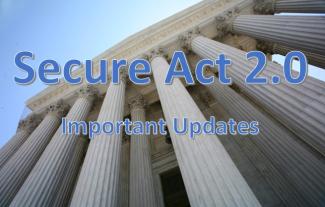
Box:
0, 0, 202, 147
0, 0, 324, 147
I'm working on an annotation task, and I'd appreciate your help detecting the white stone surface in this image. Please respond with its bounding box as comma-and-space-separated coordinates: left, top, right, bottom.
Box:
10, 90, 95, 207
150, 54, 261, 207
2, 1, 324, 206
203, 72, 325, 206
191, 35, 325, 156
0, 103, 64, 207
70, 77, 126, 207
117, 135, 130, 207
51, 136, 88, 207
233, 15, 325, 55
0, 114, 41, 168
275, 0, 325, 13
129, 96, 158, 207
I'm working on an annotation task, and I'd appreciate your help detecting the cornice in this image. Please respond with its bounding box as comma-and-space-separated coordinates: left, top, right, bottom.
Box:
26, 0, 253, 112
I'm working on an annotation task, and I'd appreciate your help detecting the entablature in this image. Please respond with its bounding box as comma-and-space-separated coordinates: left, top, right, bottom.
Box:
26, 0, 255, 114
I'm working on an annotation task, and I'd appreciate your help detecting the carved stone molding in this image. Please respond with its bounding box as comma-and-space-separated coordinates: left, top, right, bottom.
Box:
179, 8, 239, 51
46, 100, 70, 118
17, 113, 42, 133
106, 66, 129, 84
215, 8, 240, 39
129, 95, 146, 111
254, 0, 275, 14
26, 0, 251, 111
145, 48, 168, 62
179, 27, 200, 52
120, 67, 129, 84
77, 85, 98, 101
17, 120, 28, 132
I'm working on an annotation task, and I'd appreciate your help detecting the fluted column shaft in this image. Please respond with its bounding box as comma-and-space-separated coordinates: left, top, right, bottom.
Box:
273, 44, 325, 69
0, 102, 66, 207
10, 87, 96, 207
190, 35, 325, 155
194, 92, 287, 207
257, 41, 325, 69
255, 0, 325, 14
233, 15, 325, 55
70, 75, 127, 207
194, 91, 295, 207
150, 54, 260, 207
129, 96, 157, 207
275, 0, 325, 13
51, 136, 88, 207
117, 136, 130, 207
203, 71, 325, 206
0, 114, 41, 168
0, 130, 30, 168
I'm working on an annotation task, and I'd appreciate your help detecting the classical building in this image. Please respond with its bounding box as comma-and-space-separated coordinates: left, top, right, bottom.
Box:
1, 0, 325, 206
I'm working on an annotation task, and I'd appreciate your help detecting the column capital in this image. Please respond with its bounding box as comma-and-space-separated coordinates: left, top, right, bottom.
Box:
179, 27, 201, 52
107, 67, 129, 84
145, 48, 168, 62
215, 8, 239, 39
254, 0, 275, 14
77, 85, 98, 101
121, 67, 129, 82
128, 95, 146, 111
69, 71, 126, 206
256, 40, 276, 54
150, 42, 261, 205
17, 113, 42, 133
46, 100, 70, 118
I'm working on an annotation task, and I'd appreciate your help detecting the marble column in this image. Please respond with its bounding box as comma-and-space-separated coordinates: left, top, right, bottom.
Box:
148, 50, 261, 207
0, 100, 68, 207
0, 114, 41, 168
70, 71, 127, 207
192, 90, 286, 207
256, 40, 325, 69
201, 70, 325, 206
117, 134, 130, 207
254, 0, 325, 14
232, 15, 325, 55
10, 85, 97, 207
185, 34, 325, 155
129, 95, 158, 207
51, 136, 89, 207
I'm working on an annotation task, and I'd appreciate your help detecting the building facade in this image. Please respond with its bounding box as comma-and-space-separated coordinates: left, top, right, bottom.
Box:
1, 0, 325, 206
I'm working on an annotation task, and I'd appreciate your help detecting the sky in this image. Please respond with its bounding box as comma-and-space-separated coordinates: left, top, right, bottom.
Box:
0, 0, 202, 147
0, 0, 324, 147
